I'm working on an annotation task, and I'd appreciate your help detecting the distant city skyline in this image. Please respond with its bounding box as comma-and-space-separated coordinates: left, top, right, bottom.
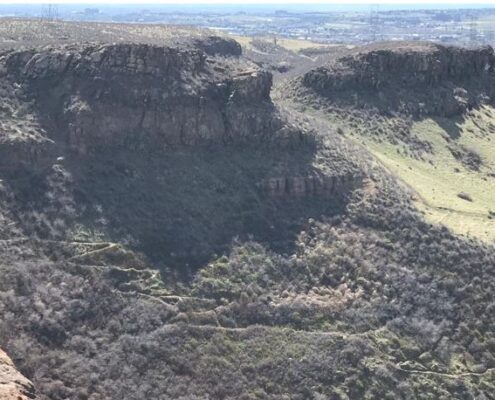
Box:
1, 1, 495, 50
1, 1, 495, 9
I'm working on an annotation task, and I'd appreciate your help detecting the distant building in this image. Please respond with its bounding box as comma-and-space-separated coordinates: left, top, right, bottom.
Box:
84, 8, 99, 16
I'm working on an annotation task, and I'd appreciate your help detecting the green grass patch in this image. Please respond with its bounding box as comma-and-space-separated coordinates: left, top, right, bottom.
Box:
358, 106, 495, 241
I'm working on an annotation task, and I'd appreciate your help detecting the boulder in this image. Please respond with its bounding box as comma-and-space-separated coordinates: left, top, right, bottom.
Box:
0, 348, 36, 399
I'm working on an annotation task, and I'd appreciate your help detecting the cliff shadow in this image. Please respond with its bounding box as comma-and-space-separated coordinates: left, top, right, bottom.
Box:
431, 115, 464, 140
44, 138, 352, 277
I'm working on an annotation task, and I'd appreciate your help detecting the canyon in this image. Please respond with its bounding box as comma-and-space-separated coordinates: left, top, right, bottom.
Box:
0, 21, 494, 400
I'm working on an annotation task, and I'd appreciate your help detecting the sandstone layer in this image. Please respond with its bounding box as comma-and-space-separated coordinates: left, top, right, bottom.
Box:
302, 42, 495, 116
2, 39, 281, 156
0, 349, 36, 400
0, 35, 364, 268
259, 172, 363, 197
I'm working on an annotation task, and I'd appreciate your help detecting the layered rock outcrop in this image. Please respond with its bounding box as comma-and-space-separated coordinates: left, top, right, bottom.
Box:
192, 35, 242, 57
1, 38, 287, 154
302, 43, 495, 116
0, 348, 36, 399
259, 173, 362, 197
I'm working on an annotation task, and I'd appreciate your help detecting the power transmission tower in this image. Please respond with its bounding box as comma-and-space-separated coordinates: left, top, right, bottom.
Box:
41, 4, 59, 22
369, 4, 380, 42
469, 15, 478, 45
487, 30, 495, 46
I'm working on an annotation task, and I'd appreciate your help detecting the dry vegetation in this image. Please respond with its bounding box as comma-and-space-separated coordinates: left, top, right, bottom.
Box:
283, 96, 495, 242
0, 18, 210, 49
279, 43, 495, 242
3, 165, 495, 399
0, 20, 495, 400
228, 34, 330, 52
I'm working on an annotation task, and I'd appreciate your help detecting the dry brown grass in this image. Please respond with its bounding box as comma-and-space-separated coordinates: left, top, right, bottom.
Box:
0, 18, 210, 49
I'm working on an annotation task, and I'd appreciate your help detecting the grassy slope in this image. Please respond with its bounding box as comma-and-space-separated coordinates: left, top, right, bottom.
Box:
282, 89, 495, 242
360, 106, 495, 242
228, 34, 330, 51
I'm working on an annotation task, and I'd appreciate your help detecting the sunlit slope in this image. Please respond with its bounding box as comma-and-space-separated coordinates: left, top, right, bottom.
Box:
227, 34, 329, 52
361, 106, 495, 241
278, 41, 495, 242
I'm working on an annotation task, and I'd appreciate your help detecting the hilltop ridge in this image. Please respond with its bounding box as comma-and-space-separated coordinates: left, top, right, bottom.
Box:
1, 40, 279, 156
288, 42, 495, 117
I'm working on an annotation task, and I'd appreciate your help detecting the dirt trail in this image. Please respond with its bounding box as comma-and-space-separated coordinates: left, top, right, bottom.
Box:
68, 243, 119, 261
395, 364, 495, 378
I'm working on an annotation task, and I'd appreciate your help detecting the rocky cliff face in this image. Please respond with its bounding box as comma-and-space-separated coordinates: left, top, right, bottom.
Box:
0, 36, 364, 269
302, 43, 495, 116
0, 349, 36, 400
191, 35, 242, 56
259, 172, 363, 197
1, 39, 284, 155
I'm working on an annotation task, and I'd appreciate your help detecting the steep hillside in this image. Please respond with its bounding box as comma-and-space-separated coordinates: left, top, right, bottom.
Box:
0, 24, 495, 400
0, 38, 364, 270
280, 42, 495, 241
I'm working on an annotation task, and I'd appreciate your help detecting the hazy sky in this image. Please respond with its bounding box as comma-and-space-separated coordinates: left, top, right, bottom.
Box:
0, 0, 495, 5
